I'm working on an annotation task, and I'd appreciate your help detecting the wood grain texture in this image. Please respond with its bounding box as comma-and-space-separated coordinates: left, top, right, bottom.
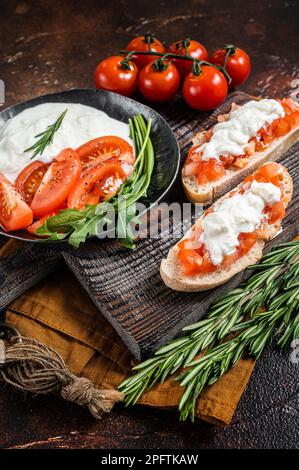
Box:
63, 91, 299, 358
0, 245, 63, 309
0, 0, 299, 450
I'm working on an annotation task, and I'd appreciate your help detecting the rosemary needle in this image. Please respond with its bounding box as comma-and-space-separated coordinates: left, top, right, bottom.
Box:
35, 114, 154, 248
119, 241, 299, 421
24, 109, 68, 159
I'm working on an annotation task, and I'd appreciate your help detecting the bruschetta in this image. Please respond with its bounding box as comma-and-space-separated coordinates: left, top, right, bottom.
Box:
182, 97, 299, 204
161, 162, 292, 292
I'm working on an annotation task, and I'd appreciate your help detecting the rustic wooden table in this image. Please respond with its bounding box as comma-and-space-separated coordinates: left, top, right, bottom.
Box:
0, 0, 298, 449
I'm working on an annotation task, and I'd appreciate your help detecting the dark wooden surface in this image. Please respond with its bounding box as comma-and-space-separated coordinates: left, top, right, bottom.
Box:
0, 0, 299, 449
64, 91, 299, 359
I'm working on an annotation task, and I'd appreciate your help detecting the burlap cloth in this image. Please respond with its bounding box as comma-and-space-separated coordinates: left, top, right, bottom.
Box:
1, 239, 255, 425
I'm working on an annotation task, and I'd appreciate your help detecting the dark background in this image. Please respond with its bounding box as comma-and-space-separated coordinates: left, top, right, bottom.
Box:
0, 0, 299, 449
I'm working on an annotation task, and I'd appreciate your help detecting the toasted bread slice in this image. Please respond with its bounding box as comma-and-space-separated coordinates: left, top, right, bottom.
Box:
161, 165, 293, 292
182, 113, 299, 205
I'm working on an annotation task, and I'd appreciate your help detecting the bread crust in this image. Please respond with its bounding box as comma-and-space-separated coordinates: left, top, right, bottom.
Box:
182, 119, 299, 205
161, 166, 293, 292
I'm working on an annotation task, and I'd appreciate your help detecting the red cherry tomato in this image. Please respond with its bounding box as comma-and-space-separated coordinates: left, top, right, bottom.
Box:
30, 148, 81, 218
126, 34, 165, 70
14, 160, 49, 204
139, 60, 180, 102
0, 173, 33, 231
76, 136, 134, 169
182, 65, 228, 111
27, 208, 62, 235
168, 38, 209, 79
68, 160, 126, 209
94, 56, 139, 97
210, 46, 251, 88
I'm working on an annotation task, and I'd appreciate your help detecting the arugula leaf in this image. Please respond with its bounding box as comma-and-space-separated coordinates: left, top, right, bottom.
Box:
35, 114, 154, 248
116, 202, 141, 249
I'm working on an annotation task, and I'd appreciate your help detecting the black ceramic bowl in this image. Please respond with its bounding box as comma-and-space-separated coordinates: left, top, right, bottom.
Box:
0, 88, 180, 243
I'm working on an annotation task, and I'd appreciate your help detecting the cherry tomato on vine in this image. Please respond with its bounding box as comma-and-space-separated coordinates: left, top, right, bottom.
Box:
126, 34, 165, 70
138, 60, 180, 102
182, 65, 228, 111
167, 38, 209, 79
94, 55, 139, 97
210, 46, 251, 88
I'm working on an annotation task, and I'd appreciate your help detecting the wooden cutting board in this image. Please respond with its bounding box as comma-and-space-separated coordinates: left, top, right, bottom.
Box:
0, 91, 298, 359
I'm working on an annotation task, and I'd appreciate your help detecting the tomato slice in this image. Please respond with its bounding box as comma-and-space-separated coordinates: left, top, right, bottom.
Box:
67, 159, 126, 209
0, 173, 33, 231
30, 148, 81, 218
27, 210, 58, 235
27, 204, 66, 235
76, 136, 134, 168
15, 160, 49, 204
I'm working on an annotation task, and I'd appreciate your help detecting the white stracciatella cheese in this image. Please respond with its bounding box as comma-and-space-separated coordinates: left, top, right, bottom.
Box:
198, 99, 285, 161
202, 181, 281, 265
0, 102, 133, 182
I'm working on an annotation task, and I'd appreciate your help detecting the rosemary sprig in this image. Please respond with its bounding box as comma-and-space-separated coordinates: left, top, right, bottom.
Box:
119, 241, 299, 419
24, 109, 68, 159
35, 114, 154, 248
178, 276, 299, 421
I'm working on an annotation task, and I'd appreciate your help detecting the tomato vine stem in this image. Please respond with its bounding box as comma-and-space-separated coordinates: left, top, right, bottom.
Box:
120, 49, 232, 83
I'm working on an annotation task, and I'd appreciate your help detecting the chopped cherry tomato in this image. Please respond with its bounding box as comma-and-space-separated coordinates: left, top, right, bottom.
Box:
238, 232, 258, 253
274, 118, 290, 137
76, 136, 134, 169
196, 161, 209, 185
177, 249, 204, 276
30, 148, 81, 218
285, 111, 299, 129
126, 34, 165, 70
265, 200, 285, 224
67, 160, 126, 209
183, 99, 299, 184
178, 163, 287, 277
207, 159, 225, 181
0, 173, 33, 231
94, 56, 139, 97
14, 160, 49, 204
257, 162, 281, 179
197, 159, 225, 185
220, 155, 235, 167
198, 254, 216, 274
221, 233, 257, 268
279, 97, 299, 116
167, 39, 209, 79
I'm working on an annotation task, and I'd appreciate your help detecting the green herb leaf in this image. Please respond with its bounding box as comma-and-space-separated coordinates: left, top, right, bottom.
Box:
118, 241, 299, 421
35, 114, 154, 248
24, 109, 68, 159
